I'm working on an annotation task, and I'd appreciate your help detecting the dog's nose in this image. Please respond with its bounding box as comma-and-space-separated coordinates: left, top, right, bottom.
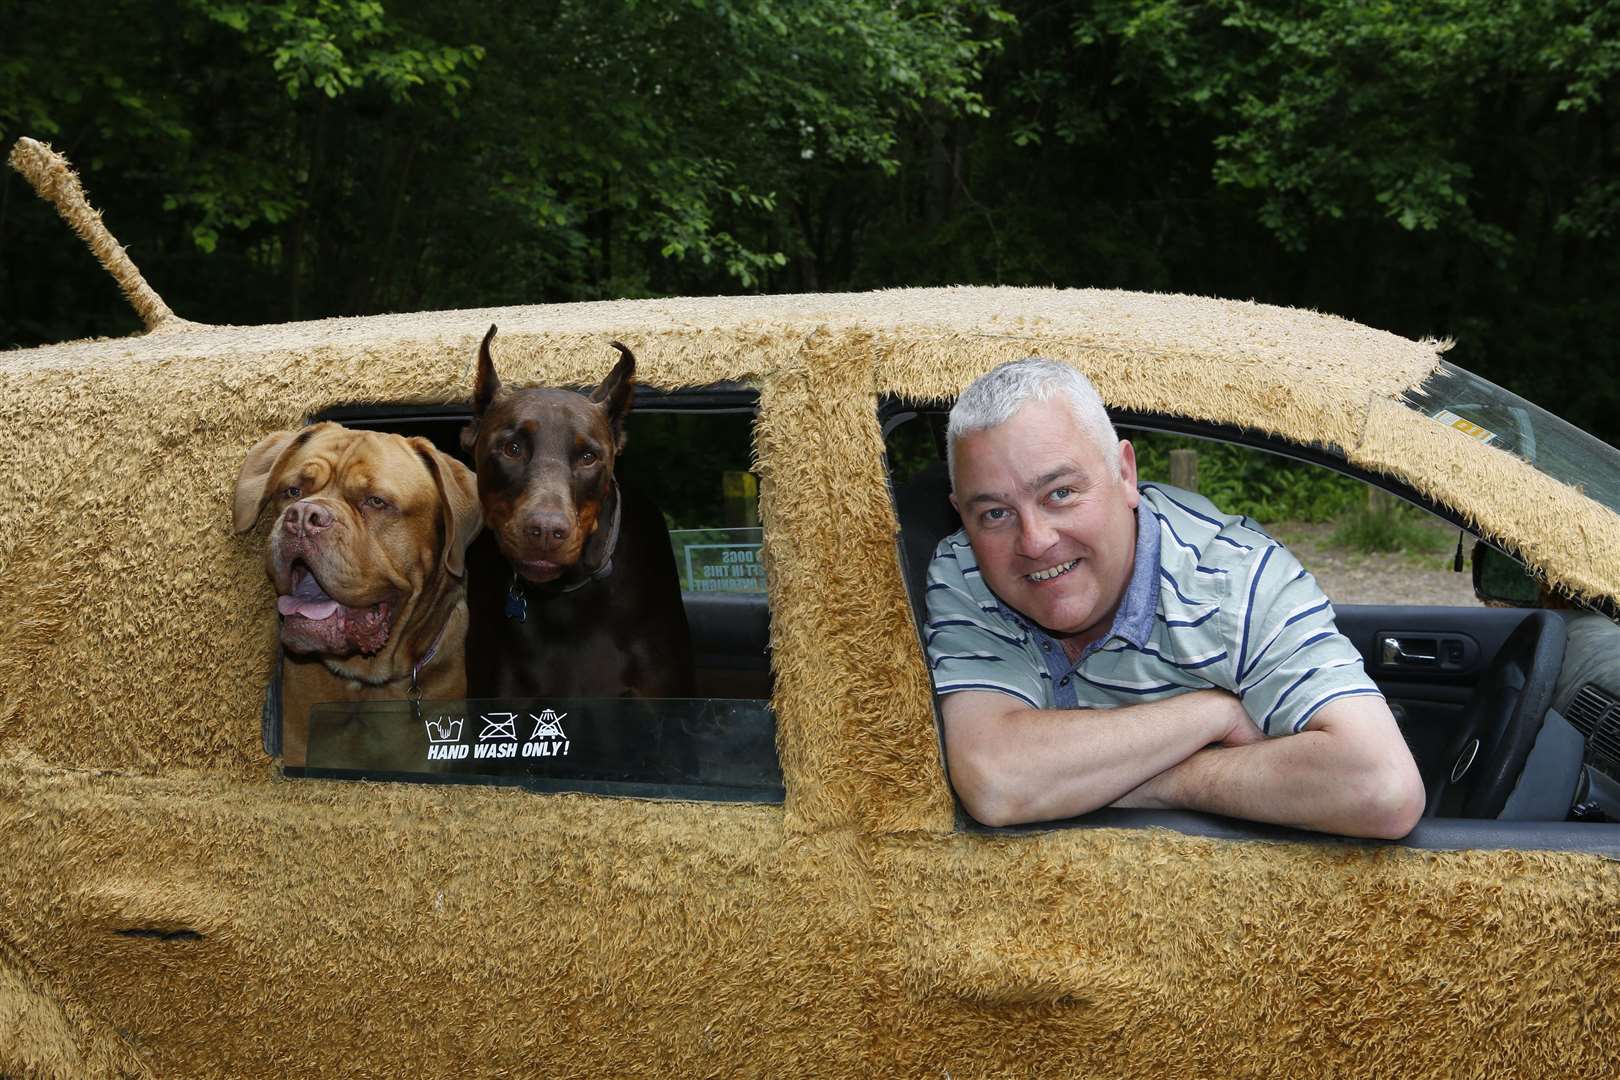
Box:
282, 501, 334, 536
524, 511, 571, 542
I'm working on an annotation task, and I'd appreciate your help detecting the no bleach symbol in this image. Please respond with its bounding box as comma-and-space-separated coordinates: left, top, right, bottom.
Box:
523, 709, 570, 758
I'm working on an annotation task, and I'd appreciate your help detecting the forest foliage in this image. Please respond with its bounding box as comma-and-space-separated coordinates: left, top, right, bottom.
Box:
5, 0, 1619, 442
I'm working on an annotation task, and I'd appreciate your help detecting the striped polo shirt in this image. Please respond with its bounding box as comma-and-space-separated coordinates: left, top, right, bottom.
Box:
924, 483, 1381, 736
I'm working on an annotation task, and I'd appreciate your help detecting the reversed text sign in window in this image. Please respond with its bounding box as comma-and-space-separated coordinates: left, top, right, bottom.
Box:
670, 527, 766, 593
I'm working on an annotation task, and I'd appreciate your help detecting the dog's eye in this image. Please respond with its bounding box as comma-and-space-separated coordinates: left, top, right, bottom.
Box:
284, 485, 302, 500
502, 439, 523, 459
363, 495, 388, 510
578, 450, 597, 466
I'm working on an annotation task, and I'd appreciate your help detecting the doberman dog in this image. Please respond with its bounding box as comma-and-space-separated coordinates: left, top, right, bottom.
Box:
461, 326, 695, 699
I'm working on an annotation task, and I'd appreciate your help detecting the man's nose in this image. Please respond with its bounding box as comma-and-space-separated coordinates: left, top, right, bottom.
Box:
281, 500, 333, 537
1014, 512, 1057, 558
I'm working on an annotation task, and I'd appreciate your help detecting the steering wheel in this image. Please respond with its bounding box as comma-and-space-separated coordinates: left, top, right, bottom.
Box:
1427, 610, 1566, 819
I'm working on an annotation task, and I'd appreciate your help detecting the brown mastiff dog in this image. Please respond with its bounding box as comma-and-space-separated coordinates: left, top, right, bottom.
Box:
233, 422, 482, 765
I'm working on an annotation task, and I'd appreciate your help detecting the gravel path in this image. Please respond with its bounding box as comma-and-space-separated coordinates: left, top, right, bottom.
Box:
1265, 521, 1481, 608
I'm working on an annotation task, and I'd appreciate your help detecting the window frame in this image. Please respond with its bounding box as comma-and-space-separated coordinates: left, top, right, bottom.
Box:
878, 396, 1620, 855
270, 385, 783, 804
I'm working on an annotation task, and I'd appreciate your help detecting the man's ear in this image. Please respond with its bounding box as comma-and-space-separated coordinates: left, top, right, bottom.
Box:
1117, 438, 1140, 507
463, 324, 502, 454
232, 425, 327, 533
589, 341, 636, 451
413, 438, 483, 579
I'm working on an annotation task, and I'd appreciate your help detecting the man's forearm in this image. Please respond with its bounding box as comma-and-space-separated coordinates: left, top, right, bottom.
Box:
944, 689, 1245, 826
1116, 719, 1424, 839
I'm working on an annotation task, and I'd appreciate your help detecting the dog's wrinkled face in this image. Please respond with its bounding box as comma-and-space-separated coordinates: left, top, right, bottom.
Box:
233, 424, 481, 658
461, 326, 634, 583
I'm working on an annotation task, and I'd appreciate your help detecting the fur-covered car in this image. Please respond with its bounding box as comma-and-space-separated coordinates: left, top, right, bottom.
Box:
5, 138, 1620, 1077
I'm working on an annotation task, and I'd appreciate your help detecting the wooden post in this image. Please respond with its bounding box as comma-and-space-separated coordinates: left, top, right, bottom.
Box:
723, 470, 760, 528
1169, 449, 1199, 493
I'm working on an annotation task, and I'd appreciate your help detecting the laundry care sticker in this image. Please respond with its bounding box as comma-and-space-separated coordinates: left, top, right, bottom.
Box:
298, 697, 786, 801
1431, 408, 1499, 445
424, 708, 570, 761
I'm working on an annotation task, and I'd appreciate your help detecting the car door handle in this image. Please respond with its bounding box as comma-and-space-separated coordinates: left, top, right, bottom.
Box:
1380, 636, 1437, 666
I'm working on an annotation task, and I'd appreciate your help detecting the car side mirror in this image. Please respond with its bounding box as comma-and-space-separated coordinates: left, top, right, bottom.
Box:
1471, 541, 1542, 606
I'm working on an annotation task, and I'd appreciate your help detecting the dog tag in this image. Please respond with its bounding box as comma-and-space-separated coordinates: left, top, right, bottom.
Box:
505, 587, 527, 622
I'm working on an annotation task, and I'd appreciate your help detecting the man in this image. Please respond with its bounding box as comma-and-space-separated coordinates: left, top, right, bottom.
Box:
926, 359, 1425, 838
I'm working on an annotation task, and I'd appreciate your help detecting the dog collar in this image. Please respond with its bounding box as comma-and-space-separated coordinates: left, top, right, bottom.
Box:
409, 617, 452, 700
504, 487, 624, 620
320, 607, 453, 695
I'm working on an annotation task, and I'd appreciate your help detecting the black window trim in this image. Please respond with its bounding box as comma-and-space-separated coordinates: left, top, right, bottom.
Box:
313, 383, 761, 427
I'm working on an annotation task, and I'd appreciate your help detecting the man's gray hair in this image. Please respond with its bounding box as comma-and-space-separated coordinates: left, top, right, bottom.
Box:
947, 358, 1120, 487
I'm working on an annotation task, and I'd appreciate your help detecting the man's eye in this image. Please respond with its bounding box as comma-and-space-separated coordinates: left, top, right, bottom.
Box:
363, 495, 389, 510
1050, 487, 1073, 501
982, 508, 1009, 525
284, 485, 302, 500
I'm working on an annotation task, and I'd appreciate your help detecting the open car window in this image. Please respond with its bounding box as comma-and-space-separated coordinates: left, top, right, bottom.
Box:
271, 387, 782, 803
882, 400, 1620, 853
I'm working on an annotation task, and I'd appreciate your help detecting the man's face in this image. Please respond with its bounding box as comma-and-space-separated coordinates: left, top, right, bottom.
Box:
951, 397, 1140, 643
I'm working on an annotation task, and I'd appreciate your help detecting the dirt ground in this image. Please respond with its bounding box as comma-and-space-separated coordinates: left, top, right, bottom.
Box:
1265, 521, 1482, 608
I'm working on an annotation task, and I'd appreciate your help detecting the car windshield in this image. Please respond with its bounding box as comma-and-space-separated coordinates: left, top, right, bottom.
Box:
1400, 360, 1620, 515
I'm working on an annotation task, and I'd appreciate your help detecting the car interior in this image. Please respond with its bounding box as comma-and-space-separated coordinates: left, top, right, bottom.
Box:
310, 390, 775, 703
266, 389, 781, 802
255, 391, 1620, 851
880, 401, 1620, 854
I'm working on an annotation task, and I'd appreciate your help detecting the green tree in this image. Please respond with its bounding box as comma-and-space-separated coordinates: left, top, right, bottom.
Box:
6, 0, 1620, 448
1, 0, 1002, 337
851, 0, 1620, 437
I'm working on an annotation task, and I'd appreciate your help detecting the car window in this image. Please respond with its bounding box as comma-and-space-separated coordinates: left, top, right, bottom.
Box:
641, 411, 767, 596
1402, 360, 1620, 515
280, 390, 782, 803
883, 404, 1619, 844
1124, 428, 1479, 610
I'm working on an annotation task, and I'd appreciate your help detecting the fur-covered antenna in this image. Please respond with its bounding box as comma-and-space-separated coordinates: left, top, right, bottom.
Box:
7, 137, 196, 334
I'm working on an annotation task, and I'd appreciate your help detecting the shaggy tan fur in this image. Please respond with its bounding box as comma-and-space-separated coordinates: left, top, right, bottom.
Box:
2, 758, 1618, 1076
5, 275, 1620, 1074
1353, 397, 1620, 603
0, 927, 150, 1078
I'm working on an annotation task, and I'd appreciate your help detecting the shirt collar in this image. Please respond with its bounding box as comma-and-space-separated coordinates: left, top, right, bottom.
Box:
1109, 496, 1160, 649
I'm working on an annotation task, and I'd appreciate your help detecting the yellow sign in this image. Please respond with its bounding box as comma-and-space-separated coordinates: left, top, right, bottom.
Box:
1431, 408, 1498, 446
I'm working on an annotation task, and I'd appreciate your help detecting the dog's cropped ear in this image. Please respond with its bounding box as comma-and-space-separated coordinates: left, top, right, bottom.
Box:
232, 425, 327, 533
413, 438, 483, 579
462, 324, 502, 454
590, 341, 636, 450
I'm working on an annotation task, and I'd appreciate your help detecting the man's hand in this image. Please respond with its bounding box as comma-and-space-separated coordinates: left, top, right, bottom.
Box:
1115, 695, 1425, 839
940, 688, 1249, 827
944, 689, 1425, 839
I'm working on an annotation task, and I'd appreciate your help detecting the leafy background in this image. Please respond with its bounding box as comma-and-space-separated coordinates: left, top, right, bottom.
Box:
4, 0, 1617, 545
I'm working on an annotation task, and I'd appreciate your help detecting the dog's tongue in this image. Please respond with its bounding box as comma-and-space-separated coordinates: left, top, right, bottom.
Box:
278, 571, 339, 620
278, 596, 340, 619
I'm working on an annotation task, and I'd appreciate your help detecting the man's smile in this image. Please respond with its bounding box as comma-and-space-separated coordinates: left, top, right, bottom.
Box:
1026, 558, 1079, 583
